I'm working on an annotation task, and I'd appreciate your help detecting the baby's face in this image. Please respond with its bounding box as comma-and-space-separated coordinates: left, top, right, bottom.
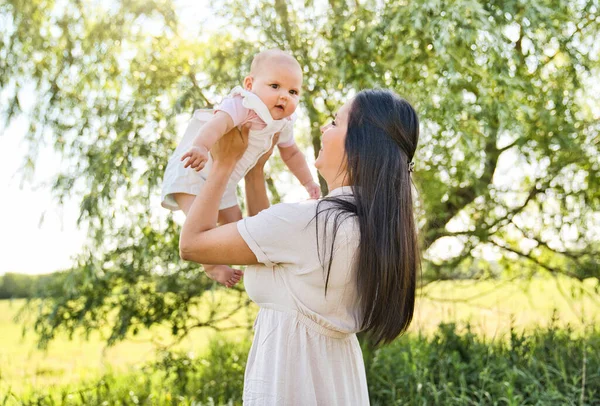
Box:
245, 62, 302, 120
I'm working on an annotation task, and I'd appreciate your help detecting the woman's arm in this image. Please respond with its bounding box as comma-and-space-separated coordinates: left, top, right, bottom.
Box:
245, 167, 270, 217
179, 127, 259, 265
244, 133, 279, 216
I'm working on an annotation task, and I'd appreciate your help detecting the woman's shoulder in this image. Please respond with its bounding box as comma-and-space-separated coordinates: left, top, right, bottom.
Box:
277, 199, 359, 238
315, 197, 360, 244
264, 199, 319, 220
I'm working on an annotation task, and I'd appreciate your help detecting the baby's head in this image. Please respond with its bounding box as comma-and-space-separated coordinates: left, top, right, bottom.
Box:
243, 49, 303, 120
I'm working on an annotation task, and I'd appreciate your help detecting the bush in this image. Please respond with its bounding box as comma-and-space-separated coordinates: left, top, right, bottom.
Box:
5, 337, 250, 406
7, 324, 599, 405
367, 323, 600, 405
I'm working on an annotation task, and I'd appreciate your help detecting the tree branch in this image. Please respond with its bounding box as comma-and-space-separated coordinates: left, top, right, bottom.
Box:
511, 221, 599, 262
488, 238, 580, 279
423, 123, 502, 250
188, 72, 213, 108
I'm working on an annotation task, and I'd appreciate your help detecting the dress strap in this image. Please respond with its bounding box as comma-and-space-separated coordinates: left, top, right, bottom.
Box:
226, 86, 274, 125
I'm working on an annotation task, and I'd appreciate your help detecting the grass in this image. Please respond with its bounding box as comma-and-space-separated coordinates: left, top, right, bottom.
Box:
415, 275, 599, 336
0, 275, 598, 398
0, 290, 256, 396
366, 321, 600, 405
4, 323, 599, 405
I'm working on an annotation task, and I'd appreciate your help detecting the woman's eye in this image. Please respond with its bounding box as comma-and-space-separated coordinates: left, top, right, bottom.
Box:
270, 84, 279, 89
331, 120, 336, 126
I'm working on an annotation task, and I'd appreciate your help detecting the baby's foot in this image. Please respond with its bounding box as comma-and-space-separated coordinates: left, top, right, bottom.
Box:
204, 264, 243, 288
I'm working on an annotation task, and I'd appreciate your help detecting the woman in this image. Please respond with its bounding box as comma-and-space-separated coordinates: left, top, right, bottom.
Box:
179, 89, 420, 405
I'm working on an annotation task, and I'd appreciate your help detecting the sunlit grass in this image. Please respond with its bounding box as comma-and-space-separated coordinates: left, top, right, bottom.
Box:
0, 275, 598, 396
413, 275, 599, 337
0, 288, 257, 395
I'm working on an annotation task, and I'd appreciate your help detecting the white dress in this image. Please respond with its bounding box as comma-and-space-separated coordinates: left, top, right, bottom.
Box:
236, 186, 370, 405
161, 87, 295, 211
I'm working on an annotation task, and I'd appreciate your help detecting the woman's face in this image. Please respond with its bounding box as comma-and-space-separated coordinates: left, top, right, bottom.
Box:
315, 99, 352, 188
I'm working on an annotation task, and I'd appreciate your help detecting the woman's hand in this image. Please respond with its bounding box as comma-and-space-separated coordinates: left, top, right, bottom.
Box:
244, 132, 278, 216
210, 125, 250, 167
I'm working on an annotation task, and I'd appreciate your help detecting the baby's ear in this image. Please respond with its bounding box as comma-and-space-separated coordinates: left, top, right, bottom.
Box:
243, 76, 253, 90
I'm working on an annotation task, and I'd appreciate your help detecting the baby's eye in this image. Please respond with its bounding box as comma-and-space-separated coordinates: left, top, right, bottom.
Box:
289, 90, 298, 95
270, 84, 279, 89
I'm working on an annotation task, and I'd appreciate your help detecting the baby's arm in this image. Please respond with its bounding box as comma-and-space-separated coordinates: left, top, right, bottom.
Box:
181, 112, 235, 171
278, 144, 321, 199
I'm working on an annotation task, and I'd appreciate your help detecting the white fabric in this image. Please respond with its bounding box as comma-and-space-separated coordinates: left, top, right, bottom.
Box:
237, 186, 370, 405
161, 87, 295, 211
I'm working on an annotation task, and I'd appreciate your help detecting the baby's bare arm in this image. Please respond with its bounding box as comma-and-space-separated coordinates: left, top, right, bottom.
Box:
192, 111, 236, 151
278, 144, 314, 186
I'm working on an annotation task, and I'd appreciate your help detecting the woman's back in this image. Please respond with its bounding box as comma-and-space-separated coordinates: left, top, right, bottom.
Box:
239, 186, 362, 334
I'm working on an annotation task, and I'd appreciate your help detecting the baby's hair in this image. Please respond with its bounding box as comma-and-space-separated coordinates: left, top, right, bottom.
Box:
250, 48, 302, 76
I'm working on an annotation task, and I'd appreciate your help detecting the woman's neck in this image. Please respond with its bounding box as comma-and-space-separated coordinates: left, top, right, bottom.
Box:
326, 175, 350, 191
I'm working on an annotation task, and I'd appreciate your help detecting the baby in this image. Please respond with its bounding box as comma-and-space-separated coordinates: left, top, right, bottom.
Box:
161, 49, 320, 287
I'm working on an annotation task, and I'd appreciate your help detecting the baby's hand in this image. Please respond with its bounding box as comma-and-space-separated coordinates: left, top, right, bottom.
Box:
181, 145, 209, 171
304, 180, 321, 200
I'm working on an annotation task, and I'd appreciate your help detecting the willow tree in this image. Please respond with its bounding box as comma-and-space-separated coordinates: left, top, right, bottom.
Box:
1, 0, 598, 346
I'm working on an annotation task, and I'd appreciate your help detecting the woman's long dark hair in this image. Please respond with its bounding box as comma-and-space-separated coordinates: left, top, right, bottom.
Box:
316, 89, 420, 346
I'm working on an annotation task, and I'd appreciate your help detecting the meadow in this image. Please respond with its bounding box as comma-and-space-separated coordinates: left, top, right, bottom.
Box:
1, 275, 598, 403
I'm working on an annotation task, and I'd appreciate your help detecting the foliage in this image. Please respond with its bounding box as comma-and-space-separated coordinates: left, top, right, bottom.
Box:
2, 337, 251, 405
0, 273, 35, 299
368, 321, 600, 405
4, 323, 599, 405
2, 276, 597, 396
0, 0, 599, 346
0, 272, 67, 299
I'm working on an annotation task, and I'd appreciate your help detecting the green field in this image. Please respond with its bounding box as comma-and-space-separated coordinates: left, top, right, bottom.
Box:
414, 276, 599, 336
1, 276, 598, 397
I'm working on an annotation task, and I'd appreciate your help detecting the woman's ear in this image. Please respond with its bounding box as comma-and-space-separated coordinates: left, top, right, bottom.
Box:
243, 76, 253, 90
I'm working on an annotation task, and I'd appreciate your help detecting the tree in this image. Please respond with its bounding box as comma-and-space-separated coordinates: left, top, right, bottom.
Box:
1, 0, 598, 347
0, 272, 30, 298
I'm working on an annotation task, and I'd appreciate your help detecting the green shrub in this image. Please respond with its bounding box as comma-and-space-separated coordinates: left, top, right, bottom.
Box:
8, 324, 599, 405
367, 323, 600, 405
8, 338, 250, 405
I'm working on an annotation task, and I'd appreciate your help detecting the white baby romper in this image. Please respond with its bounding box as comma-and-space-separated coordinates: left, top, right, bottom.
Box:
237, 186, 370, 405
161, 86, 295, 211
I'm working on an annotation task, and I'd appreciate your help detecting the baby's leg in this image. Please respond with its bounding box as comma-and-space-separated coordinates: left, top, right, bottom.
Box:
173, 193, 196, 215
174, 194, 243, 288
208, 204, 243, 287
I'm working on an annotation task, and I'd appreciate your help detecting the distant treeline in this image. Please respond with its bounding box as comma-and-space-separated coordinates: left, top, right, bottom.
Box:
0, 272, 67, 299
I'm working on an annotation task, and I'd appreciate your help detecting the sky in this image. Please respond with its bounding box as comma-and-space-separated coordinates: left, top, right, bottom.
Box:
0, 114, 86, 275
